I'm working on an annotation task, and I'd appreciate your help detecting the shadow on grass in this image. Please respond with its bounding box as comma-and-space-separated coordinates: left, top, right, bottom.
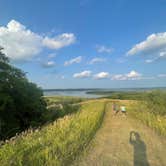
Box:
129, 131, 150, 166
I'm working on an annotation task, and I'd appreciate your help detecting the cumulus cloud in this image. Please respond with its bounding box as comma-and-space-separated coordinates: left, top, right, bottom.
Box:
0, 20, 76, 61
89, 57, 106, 64
0, 20, 42, 61
64, 56, 82, 66
42, 33, 76, 49
96, 45, 113, 54
111, 70, 141, 80
94, 72, 110, 79
127, 70, 141, 79
127, 32, 166, 62
73, 70, 92, 78
42, 61, 55, 68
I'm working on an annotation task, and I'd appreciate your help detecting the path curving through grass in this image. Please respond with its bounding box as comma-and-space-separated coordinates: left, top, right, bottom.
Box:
75, 102, 166, 166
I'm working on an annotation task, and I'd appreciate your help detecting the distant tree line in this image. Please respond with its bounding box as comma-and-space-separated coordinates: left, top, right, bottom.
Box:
0, 47, 46, 139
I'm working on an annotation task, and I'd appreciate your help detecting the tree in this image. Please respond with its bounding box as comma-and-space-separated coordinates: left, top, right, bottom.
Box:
0, 47, 46, 139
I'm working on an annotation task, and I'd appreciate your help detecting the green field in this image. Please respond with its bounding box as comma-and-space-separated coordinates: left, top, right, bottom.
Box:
0, 92, 166, 165
0, 99, 107, 165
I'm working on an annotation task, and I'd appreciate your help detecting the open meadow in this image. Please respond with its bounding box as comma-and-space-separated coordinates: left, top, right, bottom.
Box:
0, 93, 166, 165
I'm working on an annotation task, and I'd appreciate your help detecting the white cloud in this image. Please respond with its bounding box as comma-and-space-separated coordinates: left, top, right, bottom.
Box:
94, 72, 110, 79
42, 61, 55, 68
127, 70, 141, 79
0, 20, 76, 61
127, 32, 166, 62
73, 70, 92, 78
127, 33, 166, 55
111, 70, 141, 80
0, 20, 42, 61
64, 56, 82, 66
42, 33, 76, 49
96, 45, 113, 54
89, 57, 106, 64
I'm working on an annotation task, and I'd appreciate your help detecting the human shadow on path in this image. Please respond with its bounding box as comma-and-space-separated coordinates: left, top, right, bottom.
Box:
129, 131, 150, 166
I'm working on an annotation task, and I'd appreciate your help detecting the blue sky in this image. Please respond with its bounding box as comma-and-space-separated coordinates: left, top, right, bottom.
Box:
0, 0, 166, 88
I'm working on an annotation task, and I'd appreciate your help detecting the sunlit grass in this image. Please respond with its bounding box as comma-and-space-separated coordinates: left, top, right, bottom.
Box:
0, 100, 107, 166
128, 102, 166, 136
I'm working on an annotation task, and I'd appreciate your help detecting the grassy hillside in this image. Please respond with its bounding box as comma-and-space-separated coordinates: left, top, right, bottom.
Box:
128, 101, 166, 136
42, 96, 83, 124
119, 90, 166, 136
0, 100, 107, 166
93, 90, 166, 136
0, 93, 165, 165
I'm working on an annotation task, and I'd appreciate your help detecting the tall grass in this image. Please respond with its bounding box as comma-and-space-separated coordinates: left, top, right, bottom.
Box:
143, 90, 166, 116
128, 101, 166, 136
105, 90, 166, 136
0, 100, 107, 166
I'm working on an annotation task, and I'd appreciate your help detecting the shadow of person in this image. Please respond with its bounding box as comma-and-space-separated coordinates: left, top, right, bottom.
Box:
129, 131, 150, 166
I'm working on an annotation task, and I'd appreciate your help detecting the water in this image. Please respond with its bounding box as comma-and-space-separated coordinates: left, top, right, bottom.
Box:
43, 87, 166, 98
43, 89, 104, 98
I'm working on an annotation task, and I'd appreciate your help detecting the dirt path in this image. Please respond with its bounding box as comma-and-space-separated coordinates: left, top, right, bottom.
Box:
75, 103, 166, 166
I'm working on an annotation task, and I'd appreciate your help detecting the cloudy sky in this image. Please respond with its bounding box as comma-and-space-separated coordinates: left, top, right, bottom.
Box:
0, 0, 166, 89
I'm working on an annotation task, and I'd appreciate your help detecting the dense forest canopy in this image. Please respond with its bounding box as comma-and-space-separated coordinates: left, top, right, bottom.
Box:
0, 47, 46, 139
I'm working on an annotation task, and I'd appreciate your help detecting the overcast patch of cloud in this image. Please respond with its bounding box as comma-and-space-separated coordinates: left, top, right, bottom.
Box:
0, 20, 76, 62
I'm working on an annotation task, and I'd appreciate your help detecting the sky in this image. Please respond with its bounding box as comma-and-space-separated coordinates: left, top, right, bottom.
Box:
0, 0, 166, 89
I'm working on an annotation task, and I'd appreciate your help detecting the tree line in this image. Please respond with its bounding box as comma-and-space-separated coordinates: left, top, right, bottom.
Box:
0, 47, 46, 139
